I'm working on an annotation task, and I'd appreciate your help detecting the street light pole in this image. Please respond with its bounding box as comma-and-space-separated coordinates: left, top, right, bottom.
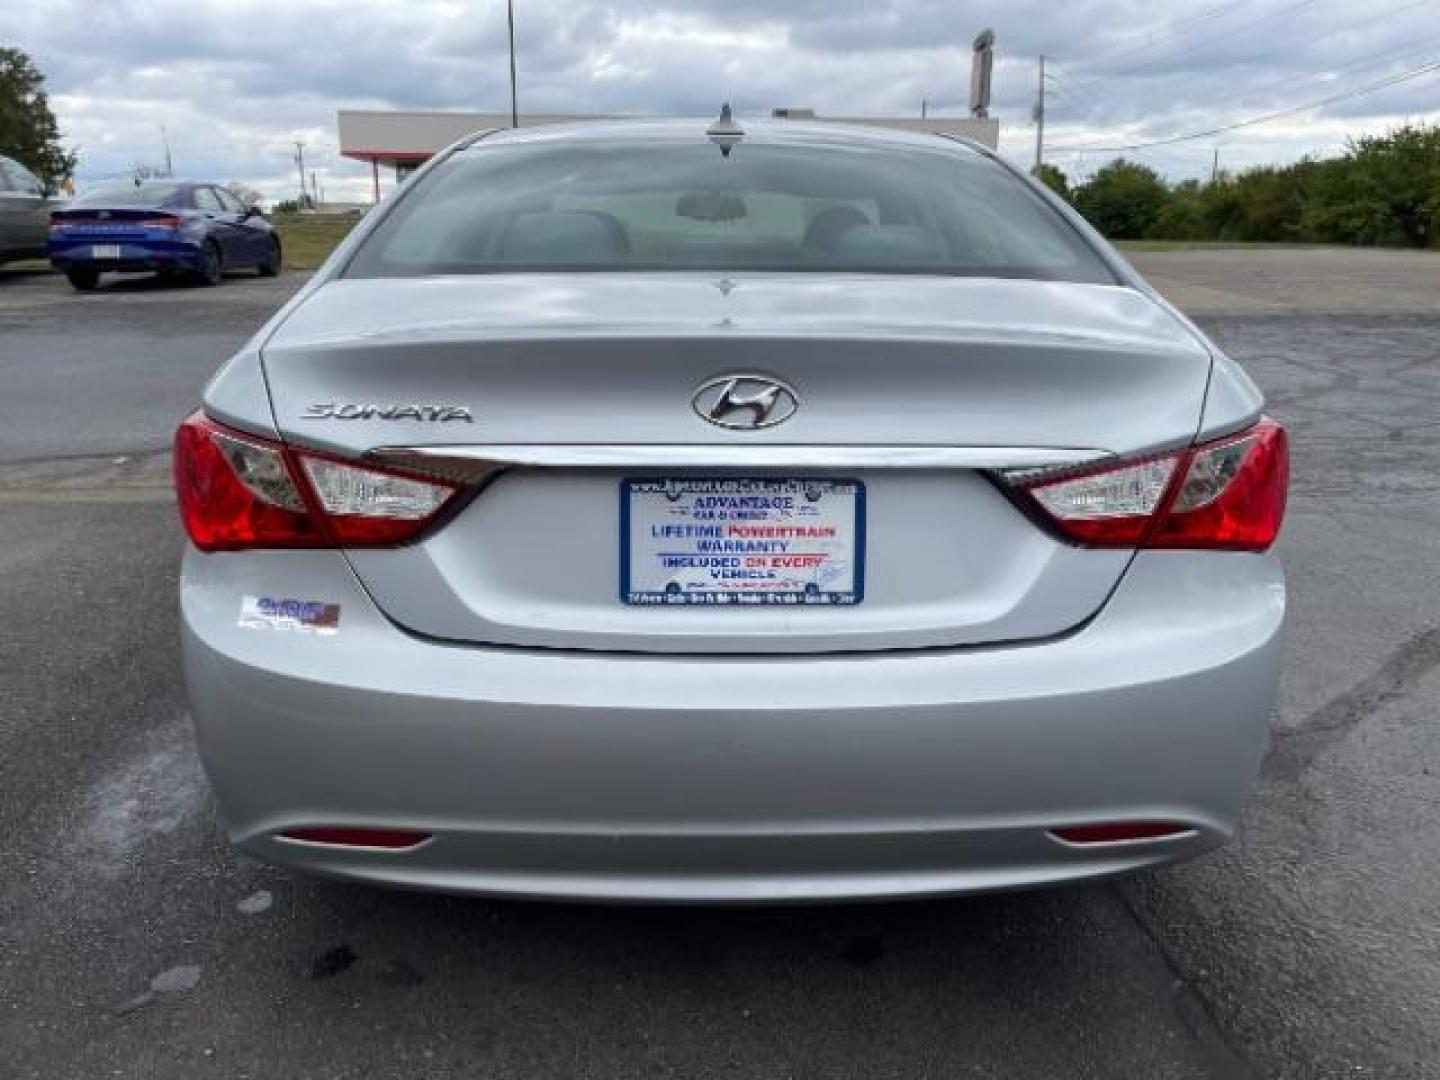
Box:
507, 0, 519, 128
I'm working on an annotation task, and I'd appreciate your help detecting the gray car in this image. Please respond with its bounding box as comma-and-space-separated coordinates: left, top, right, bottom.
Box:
0, 154, 61, 265
175, 118, 1288, 901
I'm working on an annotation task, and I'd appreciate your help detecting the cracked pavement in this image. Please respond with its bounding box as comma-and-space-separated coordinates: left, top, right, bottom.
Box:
1, 250, 1437, 1078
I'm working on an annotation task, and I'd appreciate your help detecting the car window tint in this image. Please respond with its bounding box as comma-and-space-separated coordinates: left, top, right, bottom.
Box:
194, 187, 223, 212
215, 187, 245, 213
346, 139, 1114, 284
73, 182, 188, 208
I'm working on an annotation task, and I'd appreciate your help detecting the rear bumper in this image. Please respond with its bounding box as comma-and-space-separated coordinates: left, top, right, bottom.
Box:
49, 238, 202, 273
181, 549, 1283, 902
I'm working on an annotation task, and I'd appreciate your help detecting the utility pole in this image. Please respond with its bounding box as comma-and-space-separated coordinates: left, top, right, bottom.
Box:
1033, 54, 1046, 172
921, 99, 929, 119
161, 126, 174, 177
1211, 145, 1220, 185
294, 142, 307, 206
507, 0, 519, 127
310, 171, 318, 208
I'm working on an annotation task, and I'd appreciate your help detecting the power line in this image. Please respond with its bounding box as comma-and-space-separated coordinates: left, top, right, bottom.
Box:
1051, 41, 1440, 145
1048, 0, 1326, 113
1106, 0, 1323, 81
1179, 17, 1440, 117
1052, 0, 1438, 123
1050, 58, 1440, 152
1063, 0, 1254, 76
1127, 143, 1222, 176
1049, 0, 1315, 104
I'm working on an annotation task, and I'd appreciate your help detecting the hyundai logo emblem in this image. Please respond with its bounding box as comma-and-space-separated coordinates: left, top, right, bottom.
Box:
691, 375, 800, 430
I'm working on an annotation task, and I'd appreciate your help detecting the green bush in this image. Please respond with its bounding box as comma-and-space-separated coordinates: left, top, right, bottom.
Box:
1032, 163, 1071, 201
1070, 123, 1440, 247
1147, 180, 1209, 241
1073, 160, 1169, 239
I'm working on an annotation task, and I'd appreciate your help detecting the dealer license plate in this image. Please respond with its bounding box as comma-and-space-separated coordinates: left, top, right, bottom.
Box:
621, 477, 865, 606
90, 244, 121, 259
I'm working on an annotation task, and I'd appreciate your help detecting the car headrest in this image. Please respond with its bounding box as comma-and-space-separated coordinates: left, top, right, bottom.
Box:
833, 224, 945, 265
675, 192, 748, 222
803, 206, 871, 252
497, 211, 626, 262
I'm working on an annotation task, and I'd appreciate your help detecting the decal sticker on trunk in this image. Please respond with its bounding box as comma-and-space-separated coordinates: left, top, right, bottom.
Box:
239, 597, 341, 634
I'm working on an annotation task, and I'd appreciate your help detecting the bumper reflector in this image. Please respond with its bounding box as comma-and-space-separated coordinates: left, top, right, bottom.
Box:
1050, 822, 1195, 845
280, 827, 432, 850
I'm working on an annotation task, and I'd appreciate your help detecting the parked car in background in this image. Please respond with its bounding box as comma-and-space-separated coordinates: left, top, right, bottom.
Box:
48, 180, 280, 290
0, 154, 63, 266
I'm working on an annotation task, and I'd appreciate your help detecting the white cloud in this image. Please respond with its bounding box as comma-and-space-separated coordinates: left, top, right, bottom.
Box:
8, 0, 1440, 201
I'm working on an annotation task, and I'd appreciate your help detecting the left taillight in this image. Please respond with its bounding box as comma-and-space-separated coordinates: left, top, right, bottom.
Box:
1002, 417, 1288, 552
173, 412, 462, 551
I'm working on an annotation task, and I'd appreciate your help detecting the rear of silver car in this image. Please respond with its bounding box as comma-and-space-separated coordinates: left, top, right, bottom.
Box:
177, 121, 1285, 901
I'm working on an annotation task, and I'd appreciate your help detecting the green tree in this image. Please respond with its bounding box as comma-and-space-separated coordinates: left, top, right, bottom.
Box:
1301, 126, 1440, 247
1149, 179, 1209, 240
1225, 163, 1316, 241
1032, 163, 1071, 201
1073, 160, 1168, 239
0, 46, 75, 188
1106, 122, 1440, 247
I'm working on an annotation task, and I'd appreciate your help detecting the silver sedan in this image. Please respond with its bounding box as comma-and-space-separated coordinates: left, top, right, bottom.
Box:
175, 117, 1287, 901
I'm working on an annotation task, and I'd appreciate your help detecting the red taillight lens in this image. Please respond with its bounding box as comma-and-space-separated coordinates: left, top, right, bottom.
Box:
174, 414, 324, 550
1007, 417, 1288, 552
137, 215, 182, 230
1051, 821, 1195, 845
173, 412, 461, 551
1149, 420, 1288, 550
280, 827, 431, 850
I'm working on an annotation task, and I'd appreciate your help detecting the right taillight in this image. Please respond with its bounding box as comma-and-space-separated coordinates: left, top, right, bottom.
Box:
1005, 417, 1288, 552
137, 214, 182, 230
173, 412, 462, 551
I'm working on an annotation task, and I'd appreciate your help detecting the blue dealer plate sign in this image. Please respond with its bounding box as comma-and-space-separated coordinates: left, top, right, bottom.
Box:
620, 477, 866, 606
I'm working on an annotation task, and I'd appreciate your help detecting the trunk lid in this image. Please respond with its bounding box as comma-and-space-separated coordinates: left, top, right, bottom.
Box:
258, 273, 1212, 653
50, 206, 179, 239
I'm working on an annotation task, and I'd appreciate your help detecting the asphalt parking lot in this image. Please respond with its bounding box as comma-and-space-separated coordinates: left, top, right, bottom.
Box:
1, 249, 1437, 1079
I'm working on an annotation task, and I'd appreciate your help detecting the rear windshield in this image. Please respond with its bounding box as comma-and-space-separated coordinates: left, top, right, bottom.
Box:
344, 139, 1114, 283
72, 182, 187, 207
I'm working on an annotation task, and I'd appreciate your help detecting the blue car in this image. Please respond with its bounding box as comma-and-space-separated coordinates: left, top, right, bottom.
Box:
49, 180, 280, 291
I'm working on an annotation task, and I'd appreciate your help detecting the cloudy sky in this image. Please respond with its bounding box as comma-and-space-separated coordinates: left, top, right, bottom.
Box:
9, 0, 1440, 202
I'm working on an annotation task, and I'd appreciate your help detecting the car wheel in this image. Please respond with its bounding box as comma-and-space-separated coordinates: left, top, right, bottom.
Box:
65, 268, 100, 291
257, 237, 281, 277
194, 242, 223, 287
